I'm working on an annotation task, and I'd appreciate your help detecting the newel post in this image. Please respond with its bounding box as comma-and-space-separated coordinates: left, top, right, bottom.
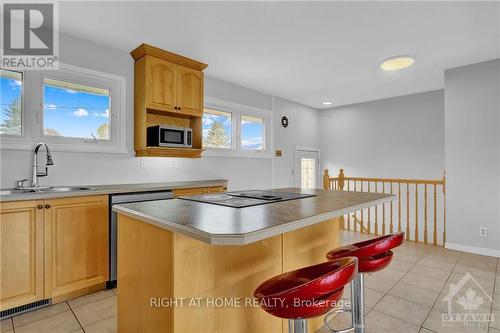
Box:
323, 169, 330, 190
338, 169, 345, 191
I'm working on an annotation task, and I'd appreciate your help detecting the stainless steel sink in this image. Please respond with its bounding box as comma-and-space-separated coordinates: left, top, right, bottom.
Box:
0, 186, 95, 195
40, 186, 95, 192
0, 189, 36, 195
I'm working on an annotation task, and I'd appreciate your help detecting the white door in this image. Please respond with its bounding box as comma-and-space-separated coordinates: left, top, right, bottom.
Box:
295, 149, 320, 189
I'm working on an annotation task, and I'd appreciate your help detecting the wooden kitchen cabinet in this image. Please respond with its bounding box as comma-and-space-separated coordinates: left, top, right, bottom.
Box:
147, 56, 177, 113
133, 46, 205, 118
0, 201, 44, 311
173, 186, 226, 198
177, 65, 203, 117
131, 43, 207, 158
44, 195, 109, 301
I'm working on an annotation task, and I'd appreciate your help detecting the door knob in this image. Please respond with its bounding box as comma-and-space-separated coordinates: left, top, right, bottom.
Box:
45, 204, 51, 209
37, 204, 43, 209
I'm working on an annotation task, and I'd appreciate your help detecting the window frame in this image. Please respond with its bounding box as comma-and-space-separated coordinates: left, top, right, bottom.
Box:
203, 97, 272, 158
202, 107, 234, 150
0, 63, 127, 154
0, 68, 26, 140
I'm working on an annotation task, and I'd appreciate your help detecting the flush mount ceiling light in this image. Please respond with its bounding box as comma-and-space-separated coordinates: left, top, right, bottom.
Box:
322, 101, 333, 106
380, 56, 414, 71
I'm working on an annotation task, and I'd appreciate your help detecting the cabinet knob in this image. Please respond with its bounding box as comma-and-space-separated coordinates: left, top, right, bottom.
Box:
44, 204, 51, 209
37, 204, 43, 209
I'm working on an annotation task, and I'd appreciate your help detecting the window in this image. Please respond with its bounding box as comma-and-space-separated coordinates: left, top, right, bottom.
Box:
202, 108, 232, 149
43, 78, 111, 140
241, 115, 264, 150
202, 97, 271, 157
0, 69, 23, 136
300, 158, 316, 189
0, 63, 126, 153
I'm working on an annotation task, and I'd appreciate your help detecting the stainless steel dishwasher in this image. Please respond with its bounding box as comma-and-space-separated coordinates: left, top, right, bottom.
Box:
108, 190, 174, 288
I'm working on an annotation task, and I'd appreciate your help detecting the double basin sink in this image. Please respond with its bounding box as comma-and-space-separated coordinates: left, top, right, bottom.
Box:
0, 186, 95, 196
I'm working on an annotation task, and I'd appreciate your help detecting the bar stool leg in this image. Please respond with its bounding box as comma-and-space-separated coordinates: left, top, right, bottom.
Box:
351, 273, 365, 333
288, 319, 307, 333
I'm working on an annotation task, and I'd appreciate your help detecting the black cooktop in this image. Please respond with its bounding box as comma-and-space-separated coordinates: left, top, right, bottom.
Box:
178, 190, 316, 208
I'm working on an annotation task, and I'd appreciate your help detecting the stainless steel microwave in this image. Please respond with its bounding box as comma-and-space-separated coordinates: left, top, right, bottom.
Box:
147, 125, 192, 148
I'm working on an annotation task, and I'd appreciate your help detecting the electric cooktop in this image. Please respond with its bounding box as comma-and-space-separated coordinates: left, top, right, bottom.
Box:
178, 190, 316, 208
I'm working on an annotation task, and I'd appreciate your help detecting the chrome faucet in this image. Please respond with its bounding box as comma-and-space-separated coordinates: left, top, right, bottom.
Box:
31, 143, 54, 188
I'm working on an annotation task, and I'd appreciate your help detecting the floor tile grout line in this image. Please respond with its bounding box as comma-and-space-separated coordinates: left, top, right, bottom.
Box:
489, 259, 499, 329
67, 301, 86, 333
11, 303, 71, 329
368, 252, 421, 323
419, 250, 463, 331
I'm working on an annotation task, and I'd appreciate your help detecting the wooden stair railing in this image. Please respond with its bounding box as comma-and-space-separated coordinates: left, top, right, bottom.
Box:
323, 169, 446, 246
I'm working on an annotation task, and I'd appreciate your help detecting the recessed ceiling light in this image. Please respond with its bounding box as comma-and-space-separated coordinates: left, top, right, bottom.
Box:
322, 101, 333, 105
380, 56, 414, 71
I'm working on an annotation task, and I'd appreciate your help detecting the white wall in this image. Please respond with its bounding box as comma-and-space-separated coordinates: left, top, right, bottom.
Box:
272, 97, 321, 188
0, 33, 316, 190
444, 59, 500, 255
320, 90, 445, 180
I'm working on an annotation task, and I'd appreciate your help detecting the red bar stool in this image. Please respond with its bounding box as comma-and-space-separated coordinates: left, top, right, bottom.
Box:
254, 258, 357, 333
325, 232, 404, 333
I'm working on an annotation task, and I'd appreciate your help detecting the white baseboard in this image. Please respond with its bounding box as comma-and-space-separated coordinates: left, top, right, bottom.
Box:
445, 242, 500, 258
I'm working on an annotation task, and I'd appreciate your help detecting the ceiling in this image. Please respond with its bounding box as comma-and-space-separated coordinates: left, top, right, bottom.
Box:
59, 1, 500, 108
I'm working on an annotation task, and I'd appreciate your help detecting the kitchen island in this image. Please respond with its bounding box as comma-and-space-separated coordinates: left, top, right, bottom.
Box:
113, 188, 394, 333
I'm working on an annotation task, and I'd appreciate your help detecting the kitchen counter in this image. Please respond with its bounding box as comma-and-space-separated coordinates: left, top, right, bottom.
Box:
116, 188, 395, 333
0, 179, 227, 202
113, 188, 394, 245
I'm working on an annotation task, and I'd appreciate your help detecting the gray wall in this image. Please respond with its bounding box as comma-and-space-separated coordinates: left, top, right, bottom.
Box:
272, 97, 321, 188
444, 59, 500, 254
0, 33, 320, 190
320, 90, 445, 179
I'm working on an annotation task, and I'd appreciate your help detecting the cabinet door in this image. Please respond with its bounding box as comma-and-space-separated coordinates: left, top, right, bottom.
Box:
146, 56, 177, 112
44, 195, 109, 299
173, 187, 206, 198
177, 65, 203, 117
0, 201, 44, 311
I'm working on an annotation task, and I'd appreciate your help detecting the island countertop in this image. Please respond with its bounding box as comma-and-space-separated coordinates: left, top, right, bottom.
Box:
113, 188, 395, 245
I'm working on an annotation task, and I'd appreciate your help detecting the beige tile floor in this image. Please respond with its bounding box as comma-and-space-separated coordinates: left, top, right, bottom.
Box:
2, 230, 499, 333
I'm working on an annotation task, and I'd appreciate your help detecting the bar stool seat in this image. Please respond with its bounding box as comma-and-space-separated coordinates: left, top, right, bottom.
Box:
326, 233, 404, 273
324, 232, 404, 333
254, 257, 357, 332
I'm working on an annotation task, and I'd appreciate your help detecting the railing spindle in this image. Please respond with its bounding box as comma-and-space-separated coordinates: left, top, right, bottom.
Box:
433, 184, 437, 245
443, 171, 446, 245
424, 184, 428, 244
382, 182, 386, 236
406, 182, 410, 241
414, 183, 419, 242
398, 183, 402, 232
374, 182, 378, 235
367, 181, 371, 234
390, 182, 394, 233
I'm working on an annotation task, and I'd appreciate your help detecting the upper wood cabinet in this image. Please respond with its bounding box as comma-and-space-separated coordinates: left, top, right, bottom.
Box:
131, 44, 207, 158
147, 56, 177, 113
177, 65, 203, 117
0, 200, 44, 311
44, 195, 109, 300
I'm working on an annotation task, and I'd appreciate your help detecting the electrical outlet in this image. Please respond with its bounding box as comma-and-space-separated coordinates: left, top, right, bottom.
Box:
479, 227, 487, 237
139, 158, 146, 168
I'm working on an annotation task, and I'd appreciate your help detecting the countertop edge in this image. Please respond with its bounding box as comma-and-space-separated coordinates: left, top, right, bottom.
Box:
0, 179, 228, 202
113, 194, 396, 245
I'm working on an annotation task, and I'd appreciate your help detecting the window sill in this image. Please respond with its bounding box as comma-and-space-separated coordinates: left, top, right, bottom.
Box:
0, 138, 128, 154
202, 148, 272, 159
